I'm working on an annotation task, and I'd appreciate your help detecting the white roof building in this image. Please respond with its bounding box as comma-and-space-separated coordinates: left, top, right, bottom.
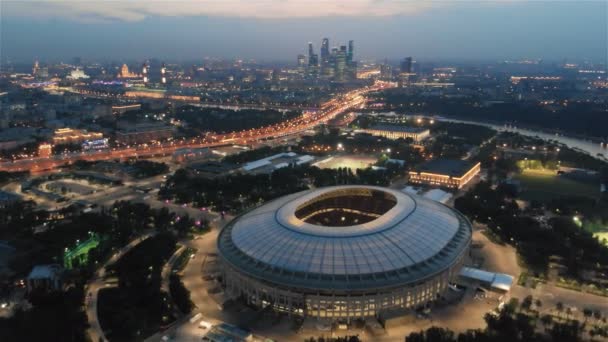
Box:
459, 266, 514, 292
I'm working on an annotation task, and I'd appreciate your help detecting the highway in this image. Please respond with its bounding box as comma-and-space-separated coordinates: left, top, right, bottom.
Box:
0, 82, 391, 172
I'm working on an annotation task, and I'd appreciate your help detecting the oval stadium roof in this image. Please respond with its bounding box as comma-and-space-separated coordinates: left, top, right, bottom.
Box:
218, 185, 472, 291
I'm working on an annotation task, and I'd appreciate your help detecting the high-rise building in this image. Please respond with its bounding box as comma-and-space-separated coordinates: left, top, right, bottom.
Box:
320, 38, 330, 77
334, 46, 347, 82
308, 42, 314, 61
321, 38, 330, 62
142, 62, 149, 84
161, 63, 167, 85
380, 63, 393, 81
300, 38, 356, 81
307, 42, 319, 79
118, 64, 139, 78
32, 60, 39, 76
400, 57, 413, 74
346, 40, 357, 80
297, 54, 306, 75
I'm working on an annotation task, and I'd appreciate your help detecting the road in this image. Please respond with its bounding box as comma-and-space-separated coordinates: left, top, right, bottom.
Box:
512, 283, 608, 321
145, 215, 232, 342
85, 231, 157, 342
161, 245, 187, 317
1, 82, 392, 173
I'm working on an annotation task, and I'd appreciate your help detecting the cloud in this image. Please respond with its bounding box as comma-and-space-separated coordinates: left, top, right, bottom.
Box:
2, 0, 441, 22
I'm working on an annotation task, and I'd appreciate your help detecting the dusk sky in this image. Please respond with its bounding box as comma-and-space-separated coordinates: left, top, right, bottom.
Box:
1, 1, 606, 63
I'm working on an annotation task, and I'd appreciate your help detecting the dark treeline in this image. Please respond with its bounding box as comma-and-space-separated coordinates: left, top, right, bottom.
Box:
99, 233, 178, 341
0, 200, 201, 342
455, 182, 608, 278
159, 164, 402, 212
174, 106, 300, 134
406, 303, 586, 342
375, 90, 608, 139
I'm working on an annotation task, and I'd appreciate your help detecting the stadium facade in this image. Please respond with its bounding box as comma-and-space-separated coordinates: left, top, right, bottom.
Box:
217, 185, 472, 320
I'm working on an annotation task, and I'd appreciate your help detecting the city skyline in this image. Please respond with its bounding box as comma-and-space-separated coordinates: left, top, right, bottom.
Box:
1, 1, 606, 63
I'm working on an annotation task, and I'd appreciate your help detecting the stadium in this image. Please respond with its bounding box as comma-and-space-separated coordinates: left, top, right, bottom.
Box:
217, 185, 472, 320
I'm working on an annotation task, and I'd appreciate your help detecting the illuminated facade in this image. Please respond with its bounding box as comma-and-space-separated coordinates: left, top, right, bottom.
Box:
142, 62, 149, 84
409, 159, 481, 189
363, 124, 430, 142
52, 128, 103, 145
218, 186, 472, 321
161, 63, 167, 85
66, 68, 90, 80
115, 122, 175, 145
117, 64, 140, 78
38, 143, 52, 158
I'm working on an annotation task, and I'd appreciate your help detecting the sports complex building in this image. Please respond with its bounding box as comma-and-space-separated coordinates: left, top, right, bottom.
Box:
362, 124, 430, 142
408, 159, 481, 189
217, 185, 472, 320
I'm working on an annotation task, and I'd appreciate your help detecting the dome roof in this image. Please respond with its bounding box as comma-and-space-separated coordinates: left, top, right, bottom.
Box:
218, 186, 471, 291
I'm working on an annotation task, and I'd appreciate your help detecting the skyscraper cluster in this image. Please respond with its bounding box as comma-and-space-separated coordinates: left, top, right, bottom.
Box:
301, 38, 357, 82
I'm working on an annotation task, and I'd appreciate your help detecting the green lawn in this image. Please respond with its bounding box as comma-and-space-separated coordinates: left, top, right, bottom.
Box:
514, 169, 601, 201
594, 232, 608, 246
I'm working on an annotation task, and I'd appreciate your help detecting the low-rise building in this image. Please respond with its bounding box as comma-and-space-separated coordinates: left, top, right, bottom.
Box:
241, 152, 314, 174
38, 143, 52, 158
187, 161, 238, 179
26, 264, 63, 293
112, 103, 141, 114
52, 128, 103, 145
115, 121, 175, 145
362, 124, 430, 142
409, 159, 480, 189
0, 191, 21, 208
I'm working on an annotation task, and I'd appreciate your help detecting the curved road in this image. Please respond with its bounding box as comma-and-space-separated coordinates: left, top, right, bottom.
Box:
86, 231, 157, 342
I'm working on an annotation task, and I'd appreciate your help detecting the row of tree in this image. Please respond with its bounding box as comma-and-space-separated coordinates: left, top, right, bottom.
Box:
159, 164, 402, 212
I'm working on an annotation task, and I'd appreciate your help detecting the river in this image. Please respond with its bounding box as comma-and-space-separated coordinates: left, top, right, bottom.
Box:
366, 112, 608, 162
434, 116, 608, 161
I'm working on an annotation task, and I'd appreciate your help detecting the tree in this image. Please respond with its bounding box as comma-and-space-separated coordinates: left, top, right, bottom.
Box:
521, 295, 533, 311
541, 314, 553, 329
534, 299, 542, 311
405, 327, 455, 342
556, 302, 564, 318
593, 310, 602, 322
583, 308, 593, 323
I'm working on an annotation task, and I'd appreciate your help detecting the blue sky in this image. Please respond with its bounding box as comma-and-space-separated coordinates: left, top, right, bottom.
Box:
1, 1, 606, 63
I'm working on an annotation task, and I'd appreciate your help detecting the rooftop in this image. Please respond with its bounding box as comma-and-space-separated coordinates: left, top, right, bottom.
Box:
241, 152, 314, 174
28, 264, 62, 280
218, 185, 472, 291
459, 266, 514, 292
413, 159, 478, 177
368, 124, 429, 134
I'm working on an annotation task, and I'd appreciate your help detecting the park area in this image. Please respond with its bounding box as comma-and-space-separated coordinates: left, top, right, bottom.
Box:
98, 233, 178, 341
514, 168, 601, 201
